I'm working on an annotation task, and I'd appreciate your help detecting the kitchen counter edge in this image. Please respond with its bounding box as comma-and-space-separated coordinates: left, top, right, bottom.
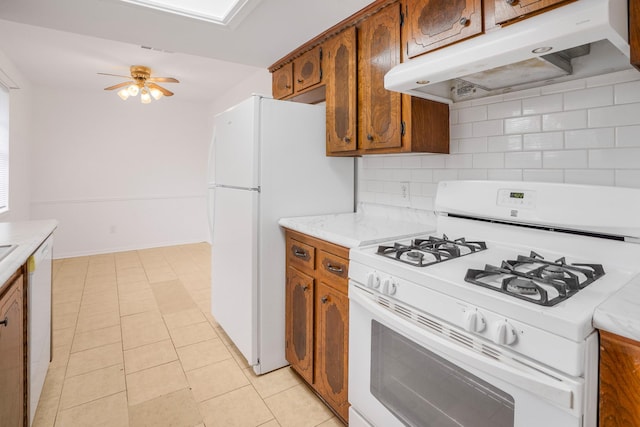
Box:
594, 273, 640, 342
0, 220, 58, 286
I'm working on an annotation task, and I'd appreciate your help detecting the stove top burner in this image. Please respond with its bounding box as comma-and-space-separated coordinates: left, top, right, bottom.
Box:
465, 251, 606, 306
377, 234, 487, 267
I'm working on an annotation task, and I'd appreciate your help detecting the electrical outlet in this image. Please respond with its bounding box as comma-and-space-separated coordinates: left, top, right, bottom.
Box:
400, 182, 410, 201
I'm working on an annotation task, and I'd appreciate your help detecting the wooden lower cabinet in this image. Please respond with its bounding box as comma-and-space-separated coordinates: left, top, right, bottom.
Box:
0, 268, 26, 427
599, 330, 640, 426
284, 229, 349, 424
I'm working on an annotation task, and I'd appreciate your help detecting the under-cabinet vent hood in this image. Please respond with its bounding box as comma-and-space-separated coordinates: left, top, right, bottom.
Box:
385, 0, 632, 104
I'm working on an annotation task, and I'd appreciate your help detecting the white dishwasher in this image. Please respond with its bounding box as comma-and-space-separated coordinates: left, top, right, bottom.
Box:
27, 234, 53, 425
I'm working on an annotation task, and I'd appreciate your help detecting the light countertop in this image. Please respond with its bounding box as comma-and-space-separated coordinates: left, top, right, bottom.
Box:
0, 220, 58, 285
594, 274, 640, 341
278, 203, 436, 248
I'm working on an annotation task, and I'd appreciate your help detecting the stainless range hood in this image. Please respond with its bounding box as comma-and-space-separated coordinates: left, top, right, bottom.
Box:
385, 0, 632, 104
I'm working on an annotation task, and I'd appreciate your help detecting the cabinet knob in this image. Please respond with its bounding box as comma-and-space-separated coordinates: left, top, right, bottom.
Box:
321, 296, 329, 304
367, 134, 374, 141
0, 316, 7, 327
505, 0, 518, 5
285, 84, 291, 89
297, 78, 304, 83
343, 136, 351, 143
301, 285, 309, 291
459, 17, 468, 26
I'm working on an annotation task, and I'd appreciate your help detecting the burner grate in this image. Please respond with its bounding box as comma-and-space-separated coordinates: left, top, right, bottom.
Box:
377, 234, 487, 267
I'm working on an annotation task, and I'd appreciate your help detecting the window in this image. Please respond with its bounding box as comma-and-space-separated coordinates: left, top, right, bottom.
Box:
0, 83, 8, 214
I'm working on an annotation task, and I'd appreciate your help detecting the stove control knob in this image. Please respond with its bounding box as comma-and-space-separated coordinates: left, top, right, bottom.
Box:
367, 272, 380, 289
493, 320, 518, 346
382, 277, 397, 295
463, 309, 486, 333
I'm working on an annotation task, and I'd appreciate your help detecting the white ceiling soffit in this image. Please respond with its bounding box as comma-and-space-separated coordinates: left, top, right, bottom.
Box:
115, 0, 262, 28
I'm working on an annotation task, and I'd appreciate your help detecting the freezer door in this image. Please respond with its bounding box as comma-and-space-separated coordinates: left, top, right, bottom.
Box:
211, 186, 259, 366
213, 97, 259, 188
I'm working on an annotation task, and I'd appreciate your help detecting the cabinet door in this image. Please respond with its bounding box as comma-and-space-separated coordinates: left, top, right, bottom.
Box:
358, 3, 402, 151
0, 273, 25, 427
405, 0, 483, 58
325, 26, 358, 154
599, 331, 640, 427
285, 267, 314, 384
493, 0, 570, 25
315, 282, 349, 422
272, 62, 294, 99
293, 46, 322, 93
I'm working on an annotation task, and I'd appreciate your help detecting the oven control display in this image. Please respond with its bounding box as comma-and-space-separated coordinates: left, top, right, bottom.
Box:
497, 189, 536, 209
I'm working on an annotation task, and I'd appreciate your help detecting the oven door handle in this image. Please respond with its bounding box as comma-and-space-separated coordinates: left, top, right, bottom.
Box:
350, 288, 577, 411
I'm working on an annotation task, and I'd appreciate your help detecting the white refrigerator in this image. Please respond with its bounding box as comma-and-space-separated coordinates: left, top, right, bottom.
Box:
207, 95, 354, 375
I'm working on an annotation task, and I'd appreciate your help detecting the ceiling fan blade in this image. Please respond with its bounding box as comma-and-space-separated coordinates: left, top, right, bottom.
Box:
104, 81, 133, 91
148, 82, 174, 96
98, 72, 131, 78
147, 77, 179, 83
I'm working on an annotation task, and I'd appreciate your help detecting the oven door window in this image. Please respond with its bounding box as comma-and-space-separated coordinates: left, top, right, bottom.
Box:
371, 320, 515, 427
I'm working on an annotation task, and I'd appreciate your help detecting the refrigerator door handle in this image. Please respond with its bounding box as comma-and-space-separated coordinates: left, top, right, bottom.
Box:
215, 184, 260, 192
207, 187, 216, 242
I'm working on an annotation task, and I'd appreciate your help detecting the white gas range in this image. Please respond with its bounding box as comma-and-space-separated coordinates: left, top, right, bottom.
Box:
348, 181, 640, 427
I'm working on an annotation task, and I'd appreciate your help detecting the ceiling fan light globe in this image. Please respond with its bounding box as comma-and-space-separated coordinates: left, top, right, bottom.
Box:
117, 88, 130, 100
150, 88, 163, 100
127, 84, 139, 96
140, 91, 152, 104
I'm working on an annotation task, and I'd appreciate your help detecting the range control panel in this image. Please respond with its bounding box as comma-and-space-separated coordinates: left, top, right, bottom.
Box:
497, 189, 537, 209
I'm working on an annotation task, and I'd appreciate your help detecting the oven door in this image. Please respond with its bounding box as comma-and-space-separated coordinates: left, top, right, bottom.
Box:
348, 283, 590, 427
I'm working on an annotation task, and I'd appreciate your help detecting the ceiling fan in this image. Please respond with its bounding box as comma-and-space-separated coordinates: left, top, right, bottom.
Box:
99, 65, 179, 103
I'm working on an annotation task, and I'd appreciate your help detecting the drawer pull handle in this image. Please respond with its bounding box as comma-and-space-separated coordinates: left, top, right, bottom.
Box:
0, 316, 8, 327
292, 246, 309, 259
327, 264, 344, 274
321, 296, 329, 304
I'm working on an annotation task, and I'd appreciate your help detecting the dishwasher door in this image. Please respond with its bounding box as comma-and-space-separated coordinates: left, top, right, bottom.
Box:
28, 235, 53, 425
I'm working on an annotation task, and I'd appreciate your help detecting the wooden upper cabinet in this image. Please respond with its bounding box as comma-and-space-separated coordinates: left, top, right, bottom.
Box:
493, 0, 570, 25
358, 3, 403, 151
325, 26, 358, 155
631, 0, 640, 71
599, 330, 640, 427
293, 46, 322, 92
405, 0, 483, 58
272, 62, 294, 99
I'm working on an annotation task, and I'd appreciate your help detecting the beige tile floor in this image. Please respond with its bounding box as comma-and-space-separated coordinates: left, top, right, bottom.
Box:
33, 243, 344, 427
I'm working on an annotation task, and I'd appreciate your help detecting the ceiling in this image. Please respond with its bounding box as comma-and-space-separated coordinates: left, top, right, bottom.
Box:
0, 0, 373, 102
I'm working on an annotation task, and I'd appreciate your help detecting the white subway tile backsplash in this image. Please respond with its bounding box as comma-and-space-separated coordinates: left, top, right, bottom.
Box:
614, 81, 640, 105
411, 169, 434, 182
458, 106, 488, 123
542, 110, 587, 131
504, 116, 541, 134
543, 150, 588, 169
458, 169, 488, 180
421, 155, 447, 168
357, 71, 640, 210
505, 152, 542, 169
445, 154, 473, 169
523, 132, 563, 151
487, 169, 523, 181
565, 170, 615, 186
540, 79, 586, 94
488, 135, 522, 152
589, 104, 640, 128
458, 137, 488, 153
589, 148, 640, 169
563, 86, 613, 110
473, 153, 504, 169
615, 126, 640, 147
565, 128, 614, 149
522, 94, 563, 115
451, 123, 473, 139
616, 170, 640, 188
522, 169, 564, 183
433, 169, 458, 182
488, 100, 522, 119
472, 120, 503, 137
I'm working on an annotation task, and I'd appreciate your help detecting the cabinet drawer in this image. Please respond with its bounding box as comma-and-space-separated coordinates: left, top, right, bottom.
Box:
317, 250, 348, 293
288, 239, 315, 273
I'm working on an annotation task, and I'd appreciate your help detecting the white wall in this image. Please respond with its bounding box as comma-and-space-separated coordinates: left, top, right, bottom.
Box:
358, 69, 640, 210
0, 50, 32, 221
210, 69, 272, 117
29, 86, 213, 257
